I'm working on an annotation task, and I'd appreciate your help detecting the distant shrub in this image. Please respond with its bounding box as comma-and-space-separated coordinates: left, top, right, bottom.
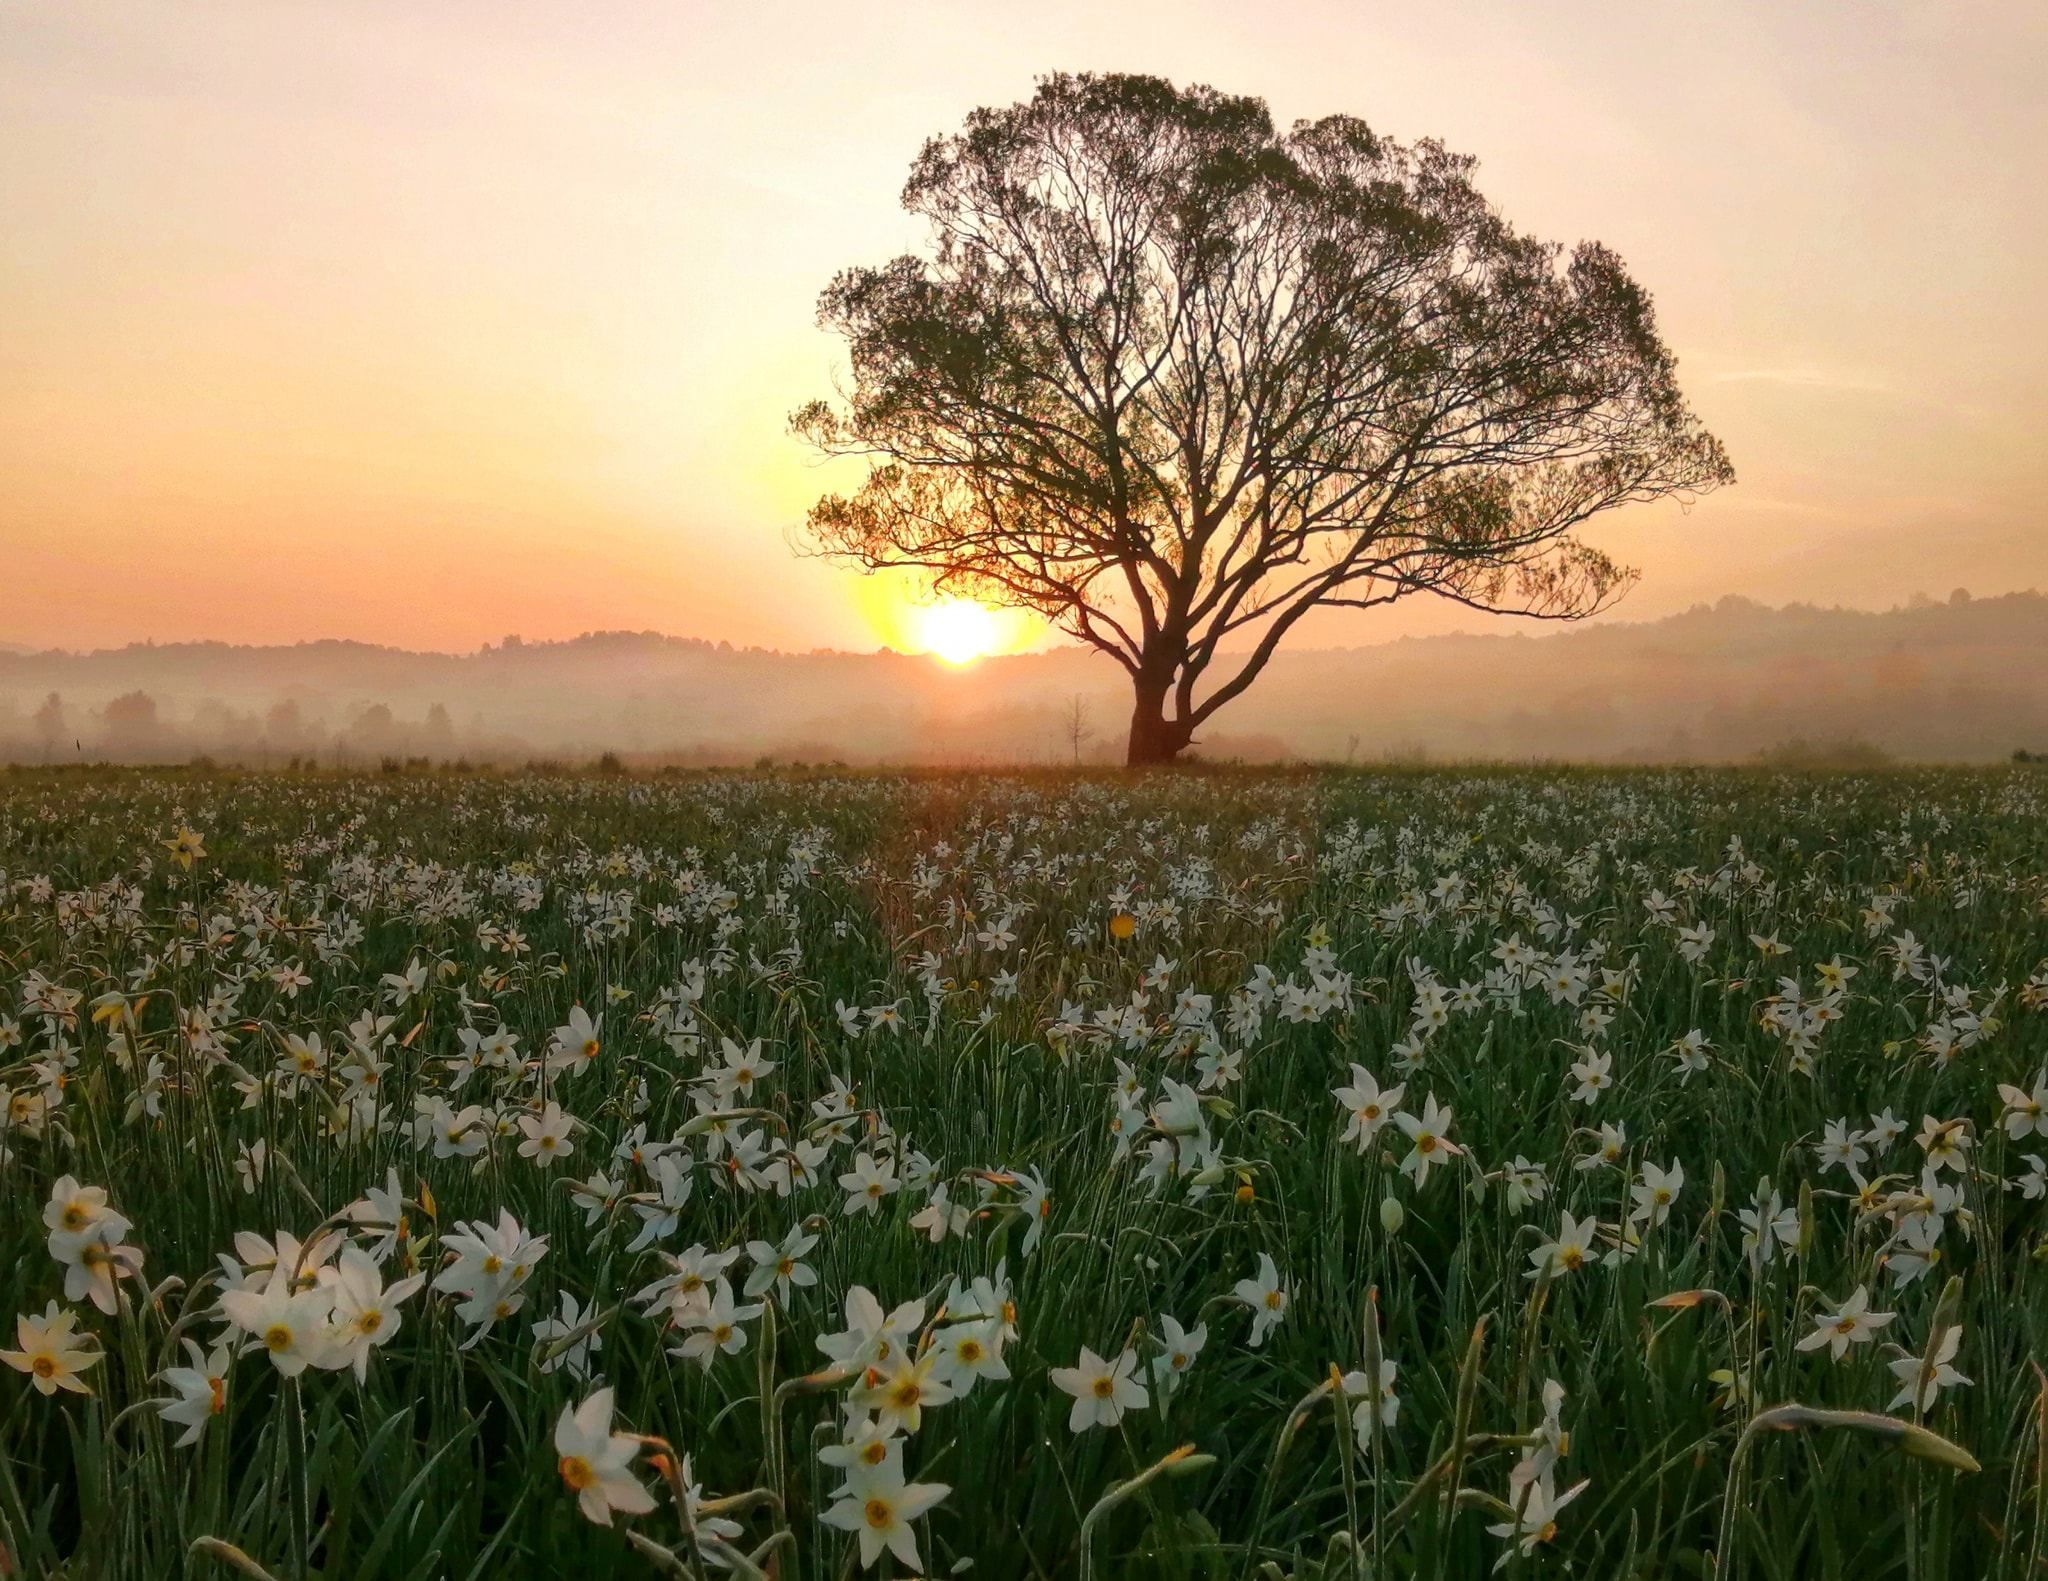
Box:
1756, 737, 1894, 770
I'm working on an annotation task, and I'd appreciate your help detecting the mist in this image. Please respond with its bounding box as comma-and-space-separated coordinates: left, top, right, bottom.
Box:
2, 589, 2043, 769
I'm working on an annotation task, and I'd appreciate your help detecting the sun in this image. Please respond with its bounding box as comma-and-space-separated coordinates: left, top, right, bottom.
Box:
919, 599, 1001, 665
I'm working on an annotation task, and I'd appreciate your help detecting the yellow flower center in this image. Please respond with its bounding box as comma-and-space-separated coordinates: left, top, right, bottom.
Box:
864, 1497, 893, 1529
559, 1455, 595, 1491
264, 1324, 294, 1352
1092, 1375, 1116, 1398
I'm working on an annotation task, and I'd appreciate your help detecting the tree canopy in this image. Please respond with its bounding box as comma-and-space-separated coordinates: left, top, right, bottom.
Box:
795, 72, 1733, 762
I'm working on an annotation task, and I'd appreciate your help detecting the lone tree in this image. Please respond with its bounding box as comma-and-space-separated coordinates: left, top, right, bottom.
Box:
794, 73, 1732, 764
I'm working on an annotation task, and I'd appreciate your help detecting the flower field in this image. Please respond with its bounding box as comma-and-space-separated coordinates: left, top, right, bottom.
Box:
2, 764, 2045, 1579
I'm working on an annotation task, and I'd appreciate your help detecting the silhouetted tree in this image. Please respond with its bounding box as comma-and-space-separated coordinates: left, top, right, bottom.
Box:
1062, 693, 1094, 765
100, 690, 162, 758
32, 692, 65, 760
796, 73, 1732, 763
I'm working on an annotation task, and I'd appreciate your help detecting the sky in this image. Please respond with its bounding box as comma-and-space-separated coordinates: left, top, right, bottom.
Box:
1, 0, 2042, 658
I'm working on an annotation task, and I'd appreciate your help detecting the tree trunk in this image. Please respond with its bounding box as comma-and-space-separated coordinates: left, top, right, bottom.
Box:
1125, 674, 1192, 766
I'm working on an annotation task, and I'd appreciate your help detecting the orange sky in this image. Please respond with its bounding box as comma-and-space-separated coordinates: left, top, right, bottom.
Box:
2, 0, 2042, 656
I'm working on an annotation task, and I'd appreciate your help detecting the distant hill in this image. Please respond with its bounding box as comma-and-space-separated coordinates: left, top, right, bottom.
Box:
2, 591, 2043, 765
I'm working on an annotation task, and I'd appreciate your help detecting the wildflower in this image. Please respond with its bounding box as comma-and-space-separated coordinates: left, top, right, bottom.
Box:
2, 1302, 101, 1396
1796, 1285, 1894, 1360
220, 1276, 335, 1377
838, 1152, 899, 1216
547, 1005, 604, 1075
43, 1176, 129, 1250
532, 1290, 603, 1380
55, 1227, 146, 1316
1999, 1072, 2048, 1139
517, 1102, 576, 1167
318, 1246, 424, 1381
1331, 1066, 1404, 1149
1737, 1181, 1799, 1268
1231, 1253, 1291, 1346
909, 1182, 972, 1243
552, 1387, 656, 1526
1629, 1161, 1685, 1229
671, 1279, 762, 1371
743, 1226, 820, 1301
1886, 1325, 1971, 1413
1567, 1049, 1613, 1104
1487, 1474, 1590, 1566
822, 1457, 950, 1571
1338, 1357, 1401, 1444
1152, 1313, 1207, 1396
818, 1286, 925, 1373
1915, 1115, 1971, 1174
1394, 1095, 1461, 1185
154, 1338, 235, 1445
852, 1349, 956, 1434
1049, 1346, 1148, 1432
1530, 1212, 1599, 1279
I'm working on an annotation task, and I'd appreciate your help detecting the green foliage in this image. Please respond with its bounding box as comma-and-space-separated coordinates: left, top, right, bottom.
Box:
0, 765, 2044, 1578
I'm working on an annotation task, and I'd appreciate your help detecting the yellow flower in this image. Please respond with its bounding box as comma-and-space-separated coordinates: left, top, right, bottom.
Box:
1108, 911, 1137, 941
163, 828, 207, 870
2, 1302, 101, 1396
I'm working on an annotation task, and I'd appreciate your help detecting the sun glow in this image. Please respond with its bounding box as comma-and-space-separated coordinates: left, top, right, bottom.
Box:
918, 600, 1002, 665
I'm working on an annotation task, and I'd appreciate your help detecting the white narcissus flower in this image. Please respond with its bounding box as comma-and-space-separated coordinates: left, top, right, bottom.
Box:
553, 1387, 656, 1527
838, 1153, 899, 1216
1, 1301, 101, 1396
154, 1338, 236, 1445
851, 1350, 956, 1434
317, 1246, 424, 1381
822, 1458, 949, 1571
57, 1228, 146, 1316
670, 1278, 762, 1372
1394, 1096, 1461, 1185
1233, 1253, 1289, 1347
1050, 1346, 1148, 1432
1796, 1285, 1894, 1361
517, 1101, 575, 1168
816, 1287, 924, 1374
548, 1004, 604, 1075
1331, 1066, 1404, 1151
743, 1227, 819, 1301
1339, 1358, 1402, 1446
531, 1291, 603, 1380
1151, 1313, 1207, 1396
43, 1176, 128, 1249
1886, 1325, 1972, 1413
1529, 1213, 1600, 1280
928, 1319, 1009, 1395
1487, 1473, 1591, 1564
220, 1276, 335, 1377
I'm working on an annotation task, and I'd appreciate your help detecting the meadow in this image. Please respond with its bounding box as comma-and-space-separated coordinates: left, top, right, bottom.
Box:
1, 763, 2044, 1579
